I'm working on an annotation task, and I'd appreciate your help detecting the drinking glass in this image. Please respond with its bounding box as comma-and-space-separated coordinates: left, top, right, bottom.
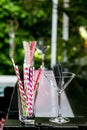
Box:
44, 72, 75, 124
17, 82, 39, 124
36, 40, 50, 70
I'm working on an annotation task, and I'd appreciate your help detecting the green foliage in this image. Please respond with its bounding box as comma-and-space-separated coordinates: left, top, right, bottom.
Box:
0, 0, 52, 74
0, 0, 87, 75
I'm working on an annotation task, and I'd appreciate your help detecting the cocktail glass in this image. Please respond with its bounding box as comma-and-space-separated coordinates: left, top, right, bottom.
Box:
44, 72, 75, 124
36, 40, 50, 70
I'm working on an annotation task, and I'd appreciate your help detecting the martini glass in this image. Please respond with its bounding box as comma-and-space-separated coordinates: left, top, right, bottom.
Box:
36, 40, 50, 70
44, 72, 75, 124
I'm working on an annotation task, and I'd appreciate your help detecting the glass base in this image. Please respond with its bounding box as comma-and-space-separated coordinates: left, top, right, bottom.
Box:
20, 118, 35, 124
19, 115, 35, 124
49, 116, 70, 124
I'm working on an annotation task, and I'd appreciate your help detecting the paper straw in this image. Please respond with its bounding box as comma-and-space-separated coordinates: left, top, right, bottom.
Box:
23, 41, 37, 66
11, 58, 16, 68
32, 66, 35, 91
11, 58, 29, 116
23, 63, 34, 116
28, 66, 34, 116
23, 63, 33, 116
23, 41, 30, 65
34, 66, 42, 91
15, 66, 28, 116
11, 58, 24, 97
30, 41, 37, 66
11, 43, 42, 117
15, 66, 28, 100
23, 41, 28, 63
18, 85, 28, 117
23, 63, 29, 93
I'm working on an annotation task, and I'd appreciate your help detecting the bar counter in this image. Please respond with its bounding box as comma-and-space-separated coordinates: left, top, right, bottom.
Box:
3, 71, 87, 130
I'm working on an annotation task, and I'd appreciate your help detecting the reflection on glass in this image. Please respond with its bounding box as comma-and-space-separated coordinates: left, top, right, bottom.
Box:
45, 72, 75, 124
36, 40, 50, 70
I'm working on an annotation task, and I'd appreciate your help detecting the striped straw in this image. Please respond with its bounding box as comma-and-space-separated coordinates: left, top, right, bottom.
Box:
23, 41, 30, 65
30, 41, 37, 66
34, 66, 42, 91
15, 65, 29, 116
23, 63, 34, 116
23, 63, 32, 116
28, 66, 34, 116
11, 58, 29, 116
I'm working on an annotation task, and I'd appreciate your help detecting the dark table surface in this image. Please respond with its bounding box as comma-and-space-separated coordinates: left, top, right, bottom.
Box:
3, 76, 87, 130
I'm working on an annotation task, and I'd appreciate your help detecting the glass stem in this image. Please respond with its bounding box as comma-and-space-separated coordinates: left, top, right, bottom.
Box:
58, 92, 62, 117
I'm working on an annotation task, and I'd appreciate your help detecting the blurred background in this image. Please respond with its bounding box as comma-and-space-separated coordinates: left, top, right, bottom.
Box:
0, 0, 87, 122
0, 0, 87, 76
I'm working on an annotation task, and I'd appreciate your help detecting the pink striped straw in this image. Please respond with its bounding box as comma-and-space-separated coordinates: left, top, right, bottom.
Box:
30, 41, 37, 66
11, 59, 24, 95
23, 63, 34, 116
34, 66, 42, 91
15, 65, 28, 101
28, 66, 34, 116
23, 63, 31, 116
23, 63, 29, 93
23, 41, 30, 65
23, 41, 37, 66
11, 58, 28, 105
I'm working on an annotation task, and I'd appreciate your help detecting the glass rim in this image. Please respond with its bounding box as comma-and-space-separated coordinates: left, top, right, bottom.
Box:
45, 72, 75, 78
